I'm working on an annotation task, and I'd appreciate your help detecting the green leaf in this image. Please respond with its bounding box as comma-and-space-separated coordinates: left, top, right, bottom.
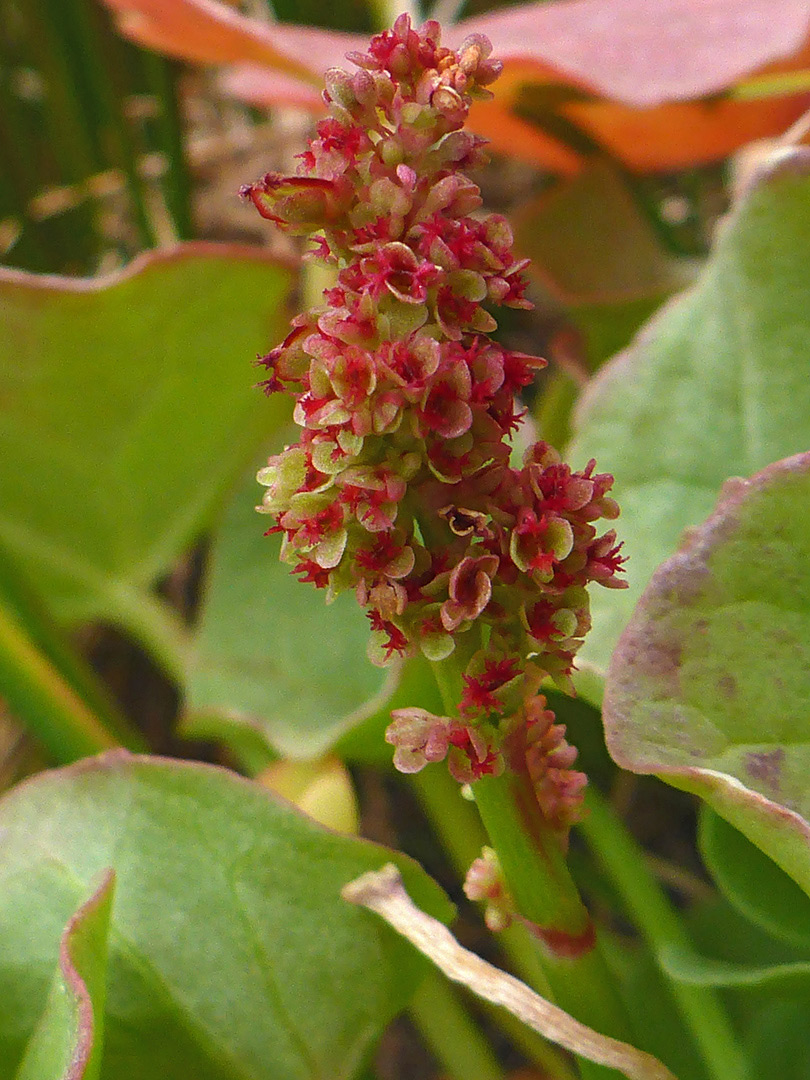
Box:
658, 942, 810, 993
569, 149, 810, 689
687, 892, 810, 977
684, 893, 810, 1026
603, 451, 810, 896
0, 751, 450, 1080
745, 1001, 810, 1080
14, 871, 114, 1080
699, 808, 810, 950
682, 893, 810, 1060
515, 161, 692, 370
183, 465, 392, 759
599, 937, 711, 1080
0, 539, 134, 748
0, 245, 292, 666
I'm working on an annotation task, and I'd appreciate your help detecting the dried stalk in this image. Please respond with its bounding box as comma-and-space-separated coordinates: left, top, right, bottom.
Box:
343, 865, 678, 1080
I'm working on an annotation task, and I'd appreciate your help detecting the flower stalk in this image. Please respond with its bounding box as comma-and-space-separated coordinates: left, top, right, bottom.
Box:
245, 14, 630, 1073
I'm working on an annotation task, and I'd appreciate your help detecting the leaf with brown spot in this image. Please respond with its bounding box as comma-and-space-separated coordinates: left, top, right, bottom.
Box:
569, 148, 810, 690
603, 452, 810, 897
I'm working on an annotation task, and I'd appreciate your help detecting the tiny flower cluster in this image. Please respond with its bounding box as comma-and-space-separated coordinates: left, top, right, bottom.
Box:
463, 846, 514, 932
245, 16, 625, 834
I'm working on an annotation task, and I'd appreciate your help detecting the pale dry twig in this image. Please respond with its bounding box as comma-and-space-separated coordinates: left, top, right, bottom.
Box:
342, 864, 678, 1080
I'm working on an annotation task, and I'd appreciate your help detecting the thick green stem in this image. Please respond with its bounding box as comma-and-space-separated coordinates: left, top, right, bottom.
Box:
474, 772, 589, 934
472, 773, 631, 1063
409, 969, 505, 1080
430, 658, 632, 1078
411, 767, 582, 1080
580, 789, 748, 1080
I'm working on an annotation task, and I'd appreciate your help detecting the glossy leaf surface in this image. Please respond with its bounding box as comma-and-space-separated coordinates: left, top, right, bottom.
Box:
0, 752, 450, 1080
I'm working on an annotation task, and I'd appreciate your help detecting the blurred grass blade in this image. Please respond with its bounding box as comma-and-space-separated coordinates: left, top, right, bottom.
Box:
0, 598, 122, 763
141, 52, 193, 239
35, 0, 159, 247
0, 540, 146, 757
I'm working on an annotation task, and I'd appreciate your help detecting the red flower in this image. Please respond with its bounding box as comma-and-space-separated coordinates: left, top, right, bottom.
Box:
240, 16, 626, 832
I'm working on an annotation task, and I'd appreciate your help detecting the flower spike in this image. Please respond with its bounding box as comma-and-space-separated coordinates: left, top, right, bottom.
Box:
246, 16, 625, 838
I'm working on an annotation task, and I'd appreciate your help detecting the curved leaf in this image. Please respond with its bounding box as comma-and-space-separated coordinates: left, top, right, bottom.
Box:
570, 148, 810, 692
699, 808, 810, 950
659, 943, 810, 993
0, 244, 292, 658
0, 752, 450, 1080
461, 0, 810, 108
14, 872, 115, 1080
102, 0, 810, 107
603, 452, 810, 896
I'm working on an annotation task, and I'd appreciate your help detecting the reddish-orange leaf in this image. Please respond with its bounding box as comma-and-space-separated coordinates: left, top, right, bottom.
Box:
98, 0, 810, 173
101, 0, 361, 77
566, 93, 810, 173
461, 0, 810, 106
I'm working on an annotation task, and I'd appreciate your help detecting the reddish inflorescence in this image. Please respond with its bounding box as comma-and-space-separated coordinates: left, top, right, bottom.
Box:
243, 15, 626, 836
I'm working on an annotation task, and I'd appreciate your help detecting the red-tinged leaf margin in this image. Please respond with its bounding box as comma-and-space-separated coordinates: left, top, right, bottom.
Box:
59, 872, 114, 1080
98, 0, 810, 174
0, 750, 454, 1080
603, 452, 810, 896
100, 0, 361, 77
16, 871, 115, 1080
0, 239, 296, 294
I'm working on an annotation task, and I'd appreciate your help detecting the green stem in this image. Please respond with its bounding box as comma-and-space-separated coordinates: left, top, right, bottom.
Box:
580, 788, 748, 1080
25, 0, 100, 183
59, 0, 158, 248
411, 766, 552, 994
474, 772, 589, 933
411, 767, 582, 1080
0, 72, 51, 269
409, 969, 505, 1080
0, 601, 121, 763
430, 658, 632, 1078
472, 773, 631, 1067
